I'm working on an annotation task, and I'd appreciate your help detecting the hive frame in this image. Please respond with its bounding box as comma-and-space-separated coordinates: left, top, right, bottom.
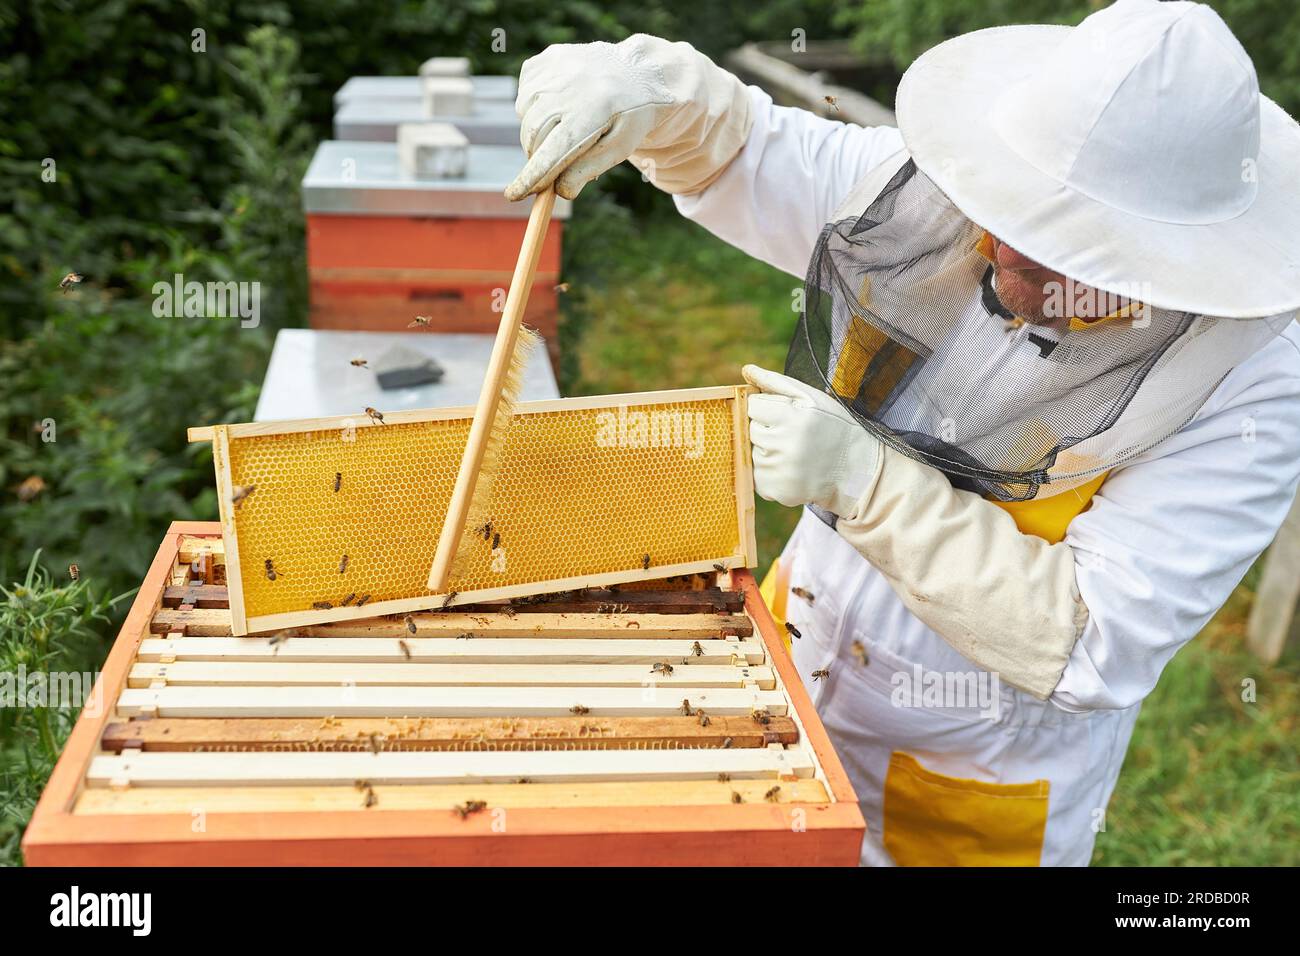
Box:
189, 386, 757, 636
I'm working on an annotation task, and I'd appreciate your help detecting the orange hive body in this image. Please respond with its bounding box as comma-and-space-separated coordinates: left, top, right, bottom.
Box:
22, 522, 865, 865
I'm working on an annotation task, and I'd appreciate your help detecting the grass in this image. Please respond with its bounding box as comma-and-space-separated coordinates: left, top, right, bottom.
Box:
560, 209, 1300, 867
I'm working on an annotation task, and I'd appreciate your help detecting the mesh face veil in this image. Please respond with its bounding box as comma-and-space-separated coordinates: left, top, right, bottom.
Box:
786, 158, 1293, 506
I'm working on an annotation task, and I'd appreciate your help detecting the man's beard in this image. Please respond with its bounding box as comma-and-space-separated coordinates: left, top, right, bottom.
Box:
990, 265, 1054, 326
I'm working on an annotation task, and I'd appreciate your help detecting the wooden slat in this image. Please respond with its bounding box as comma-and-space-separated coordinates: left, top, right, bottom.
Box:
162, 585, 229, 608
459, 588, 744, 615
100, 716, 799, 753
86, 746, 814, 787
150, 608, 752, 638
179, 535, 224, 565
136, 637, 765, 665
188, 386, 743, 443
128, 661, 776, 690
115, 686, 788, 718
75, 778, 829, 814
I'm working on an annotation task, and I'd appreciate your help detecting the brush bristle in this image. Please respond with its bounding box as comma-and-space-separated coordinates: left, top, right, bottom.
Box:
449, 325, 541, 579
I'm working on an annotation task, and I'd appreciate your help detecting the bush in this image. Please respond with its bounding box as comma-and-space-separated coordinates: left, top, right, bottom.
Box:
0, 552, 130, 865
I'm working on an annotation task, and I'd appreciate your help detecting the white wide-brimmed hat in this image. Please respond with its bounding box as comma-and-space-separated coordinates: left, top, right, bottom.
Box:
895, 0, 1300, 318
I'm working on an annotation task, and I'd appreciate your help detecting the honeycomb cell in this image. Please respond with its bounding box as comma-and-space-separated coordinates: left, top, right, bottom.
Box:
224, 396, 744, 619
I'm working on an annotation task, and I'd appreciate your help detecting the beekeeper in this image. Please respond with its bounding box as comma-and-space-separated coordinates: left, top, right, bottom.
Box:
506, 0, 1300, 865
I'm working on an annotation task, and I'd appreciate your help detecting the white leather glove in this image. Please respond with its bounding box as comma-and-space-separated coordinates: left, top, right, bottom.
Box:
742, 365, 882, 518
505, 34, 752, 201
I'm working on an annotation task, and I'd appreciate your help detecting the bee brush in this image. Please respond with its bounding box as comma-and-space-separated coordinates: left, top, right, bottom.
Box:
427, 186, 557, 593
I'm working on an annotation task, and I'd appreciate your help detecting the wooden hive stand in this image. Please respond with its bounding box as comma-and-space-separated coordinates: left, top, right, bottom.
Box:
23, 522, 864, 865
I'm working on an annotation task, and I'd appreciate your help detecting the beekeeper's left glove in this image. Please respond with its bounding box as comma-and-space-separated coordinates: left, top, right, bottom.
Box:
742, 365, 882, 518
743, 365, 1087, 702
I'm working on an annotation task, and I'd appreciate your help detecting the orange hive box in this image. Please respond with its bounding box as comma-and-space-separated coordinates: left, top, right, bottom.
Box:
22, 522, 865, 865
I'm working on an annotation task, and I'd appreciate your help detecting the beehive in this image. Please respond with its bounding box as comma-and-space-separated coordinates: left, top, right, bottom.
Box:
302, 141, 568, 340
22, 523, 865, 866
189, 386, 756, 636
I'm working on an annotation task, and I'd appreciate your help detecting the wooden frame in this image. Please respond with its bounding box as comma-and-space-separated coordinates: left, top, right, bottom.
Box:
190, 385, 756, 636
23, 522, 864, 866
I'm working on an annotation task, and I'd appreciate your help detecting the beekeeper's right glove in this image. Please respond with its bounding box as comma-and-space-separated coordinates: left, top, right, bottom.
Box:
504, 34, 753, 201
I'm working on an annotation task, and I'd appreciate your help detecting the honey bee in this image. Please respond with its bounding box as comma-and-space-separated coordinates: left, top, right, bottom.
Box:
785, 621, 802, 640
697, 710, 711, 727
350, 358, 368, 368
851, 640, 869, 667
791, 586, 815, 605
408, 315, 432, 329
731, 791, 744, 804
267, 628, 298, 647
456, 632, 473, 640
764, 785, 782, 803
553, 281, 570, 293
491, 532, 501, 550
569, 704, 590, 715
363, 787, 378, 808
722, 736, 734, 749
514, 777, 532, 784
264, 559, 277, 581
691, 641, 704, 657
356, 594, 371, 607
333, 472, 342, 493
478, 520, 493, 540
341, 593, 356, 606
442, 591, 457, 608
812, 667, 830, 682
500, 604, 516, 617
823, 94, 839, 112
404, 615, 417, 635
651, 662, 674, 677
368, 733, 383, 754
59, 272, 84, 293
751, 707, 771, 726
712, 563, 726, 573
339, 554, 349, 574
68, 563, 80, 581
641, 554, 651, 571
453, 799, 488, 819
681, 699, 694, 716
231, 484, 256, 509
398, 639, 412, 660
365, 407, 385, 424
312, 600, 333, 610
16, 475, 45, 502
717, 773, 731, 782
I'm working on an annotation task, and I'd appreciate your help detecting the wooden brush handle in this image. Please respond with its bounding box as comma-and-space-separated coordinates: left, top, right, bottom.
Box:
428, 187, 557, 592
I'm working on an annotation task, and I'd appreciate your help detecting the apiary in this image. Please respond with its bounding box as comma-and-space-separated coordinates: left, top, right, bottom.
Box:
302, 139, 569, 338
189, 386, 754, 635
22, 521, 865, 865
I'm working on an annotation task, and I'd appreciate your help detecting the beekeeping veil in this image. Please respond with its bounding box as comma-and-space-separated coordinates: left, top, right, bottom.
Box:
786, 0, 1300, 504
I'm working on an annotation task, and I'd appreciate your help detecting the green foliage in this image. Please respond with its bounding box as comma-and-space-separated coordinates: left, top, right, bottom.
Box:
835, 0, 1300, 114
0, 552, 129, 865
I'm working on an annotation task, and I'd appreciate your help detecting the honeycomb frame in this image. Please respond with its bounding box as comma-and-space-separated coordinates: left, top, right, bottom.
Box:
192, 386, 756, 635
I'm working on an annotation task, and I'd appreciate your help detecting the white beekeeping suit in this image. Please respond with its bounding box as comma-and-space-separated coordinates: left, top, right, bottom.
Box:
508, 0, 1300, 864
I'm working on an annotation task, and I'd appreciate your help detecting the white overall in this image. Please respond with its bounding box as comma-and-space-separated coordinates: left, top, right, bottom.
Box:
675, 85, 1300, 864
